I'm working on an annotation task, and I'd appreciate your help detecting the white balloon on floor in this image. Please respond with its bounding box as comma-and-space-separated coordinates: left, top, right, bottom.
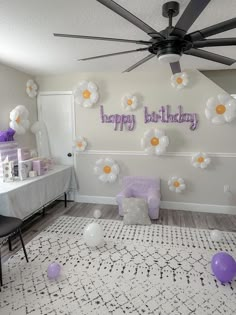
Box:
210, 229, 223, 242
83, 223, 104, 247
93, 209, 102, 219
31, 120, 51, 157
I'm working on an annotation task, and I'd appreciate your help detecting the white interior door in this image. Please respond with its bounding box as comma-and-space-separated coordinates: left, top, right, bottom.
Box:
37, 92, 75, 166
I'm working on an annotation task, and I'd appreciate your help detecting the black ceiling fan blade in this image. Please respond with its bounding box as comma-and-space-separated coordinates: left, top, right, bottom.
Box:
170, 62, 181, 74
193, 38, 236, 48
53, 33, 151, 45
172, 0, 211, 36
78, 48, 148, 61
184, 48, 235, 65
187, 18, 236, 41
96, 0, 163, 38
123, 54, 155, 72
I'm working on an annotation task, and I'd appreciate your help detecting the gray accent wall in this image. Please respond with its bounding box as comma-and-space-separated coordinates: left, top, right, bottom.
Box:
202, 70, 236, 94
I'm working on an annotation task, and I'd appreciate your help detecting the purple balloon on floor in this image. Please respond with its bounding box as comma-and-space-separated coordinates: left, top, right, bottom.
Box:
211, 252, 236, 283
47, 262, 61, 280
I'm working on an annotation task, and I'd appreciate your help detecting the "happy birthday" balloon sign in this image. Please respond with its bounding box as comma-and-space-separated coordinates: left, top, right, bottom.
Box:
100, 105, 198, 131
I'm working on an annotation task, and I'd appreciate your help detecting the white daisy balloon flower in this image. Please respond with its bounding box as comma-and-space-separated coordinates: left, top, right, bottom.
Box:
205, 94, 236, 125
74, 136, 87, 152
26, 79, 38, 98
94, 158, 120, 183
192, 152, 211, 169
122, 94, 138, 111
168, 177, 186, 193
171, 72, 189, 90
74, 80, 99, 108
9, 105, 30, 135
141, 129, 169, 155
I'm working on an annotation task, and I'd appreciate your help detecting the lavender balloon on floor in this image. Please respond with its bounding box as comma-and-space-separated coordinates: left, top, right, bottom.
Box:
211, 252, 236, 283
47, 262, 61, 280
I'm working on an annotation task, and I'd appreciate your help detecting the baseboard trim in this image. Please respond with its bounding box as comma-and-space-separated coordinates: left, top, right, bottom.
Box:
75, 194, 116, 205
160, 201, 236, 215
75, 193, 236, 215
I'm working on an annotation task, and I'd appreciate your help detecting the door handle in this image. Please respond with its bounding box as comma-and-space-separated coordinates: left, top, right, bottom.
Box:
67, 153, 72, 157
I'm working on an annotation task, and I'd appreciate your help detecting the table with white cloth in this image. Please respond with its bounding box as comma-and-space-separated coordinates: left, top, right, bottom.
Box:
0, 165, 76, 219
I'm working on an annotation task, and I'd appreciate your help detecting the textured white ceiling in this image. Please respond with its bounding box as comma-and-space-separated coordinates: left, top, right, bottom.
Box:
0, 0, 235, 75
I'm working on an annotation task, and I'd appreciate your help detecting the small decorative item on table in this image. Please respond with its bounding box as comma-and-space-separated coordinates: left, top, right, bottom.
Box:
2, 159, 14, 182
18, 159, 34, 180
29, 170, 37, 178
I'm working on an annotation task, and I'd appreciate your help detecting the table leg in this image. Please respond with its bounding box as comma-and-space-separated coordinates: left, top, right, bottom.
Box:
64, 192, 67, 208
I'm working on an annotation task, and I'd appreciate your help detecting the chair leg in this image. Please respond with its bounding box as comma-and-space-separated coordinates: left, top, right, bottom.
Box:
64, 192, 67, 208
8, 236, 12, 251
18, 229, 28, 263
0, 246, 2, 287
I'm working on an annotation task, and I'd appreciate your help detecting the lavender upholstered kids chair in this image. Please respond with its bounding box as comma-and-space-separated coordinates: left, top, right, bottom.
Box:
116, 176, 161, 219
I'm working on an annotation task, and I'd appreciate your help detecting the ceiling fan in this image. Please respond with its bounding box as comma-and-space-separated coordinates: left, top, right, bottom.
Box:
54, 0, 236, 74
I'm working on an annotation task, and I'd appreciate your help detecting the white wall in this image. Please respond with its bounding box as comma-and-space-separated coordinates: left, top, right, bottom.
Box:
36, 69, 236, 213
0, 63, 37, 148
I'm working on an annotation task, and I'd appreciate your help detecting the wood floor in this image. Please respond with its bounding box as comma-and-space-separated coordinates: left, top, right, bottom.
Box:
2, 201, 236, 261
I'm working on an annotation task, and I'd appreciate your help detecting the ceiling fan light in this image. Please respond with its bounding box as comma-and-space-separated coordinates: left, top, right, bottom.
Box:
158, 53, 181, 63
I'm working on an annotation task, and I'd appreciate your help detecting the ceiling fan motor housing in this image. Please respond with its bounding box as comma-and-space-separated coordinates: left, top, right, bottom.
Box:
162, 1, 180, 18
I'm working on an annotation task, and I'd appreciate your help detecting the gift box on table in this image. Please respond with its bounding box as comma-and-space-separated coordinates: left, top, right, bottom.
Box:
0, 141, 18, 151
32, 159, 46, 176
0, 142, 18, 163
17, 148, 31, 161
18, 159, 34, 180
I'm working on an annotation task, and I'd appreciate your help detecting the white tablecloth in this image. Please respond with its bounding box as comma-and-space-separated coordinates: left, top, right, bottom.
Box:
0, 165, 76, 219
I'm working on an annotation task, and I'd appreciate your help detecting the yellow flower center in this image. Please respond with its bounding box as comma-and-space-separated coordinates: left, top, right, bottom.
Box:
76, 142, 83, 148
215, 104, 226, 115
127, 99, 133, 106
176, 77, 183, 84
197, 157, 204, 163
103, 165, 111, 174
83, 89, 91, 99
150, 137, 159, 146
15, 116, 21, 124
29, 86, 33, 91
174, 181, 180, 187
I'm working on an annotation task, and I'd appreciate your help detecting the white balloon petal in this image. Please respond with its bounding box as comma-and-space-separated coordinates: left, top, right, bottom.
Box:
74, 136, 87, 152
74, 80, 99, 107
94, 158, 120, 183
168, 177, 186, 193
141, 128, 169, 156
9, 105, 30, 135
26, 79, 38, 98
121, 93, 138, 111
171, 72, 189, 89
191, 152, 211, 169
205, 94, 236, 124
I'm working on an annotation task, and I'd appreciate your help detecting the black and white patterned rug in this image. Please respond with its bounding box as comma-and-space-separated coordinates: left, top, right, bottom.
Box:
1, 216, 236, 315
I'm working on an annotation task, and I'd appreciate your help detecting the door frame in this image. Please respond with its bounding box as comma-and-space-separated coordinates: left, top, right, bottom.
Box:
37, 91, 76, 200
37, 90, 76, 162
37, 91, 76, 140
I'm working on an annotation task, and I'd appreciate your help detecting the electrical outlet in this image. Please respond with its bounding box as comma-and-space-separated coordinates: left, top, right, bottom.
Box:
224, 185, 230, 193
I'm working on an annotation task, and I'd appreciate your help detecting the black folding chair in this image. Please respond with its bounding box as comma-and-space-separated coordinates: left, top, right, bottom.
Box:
0, 215, 28, 287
